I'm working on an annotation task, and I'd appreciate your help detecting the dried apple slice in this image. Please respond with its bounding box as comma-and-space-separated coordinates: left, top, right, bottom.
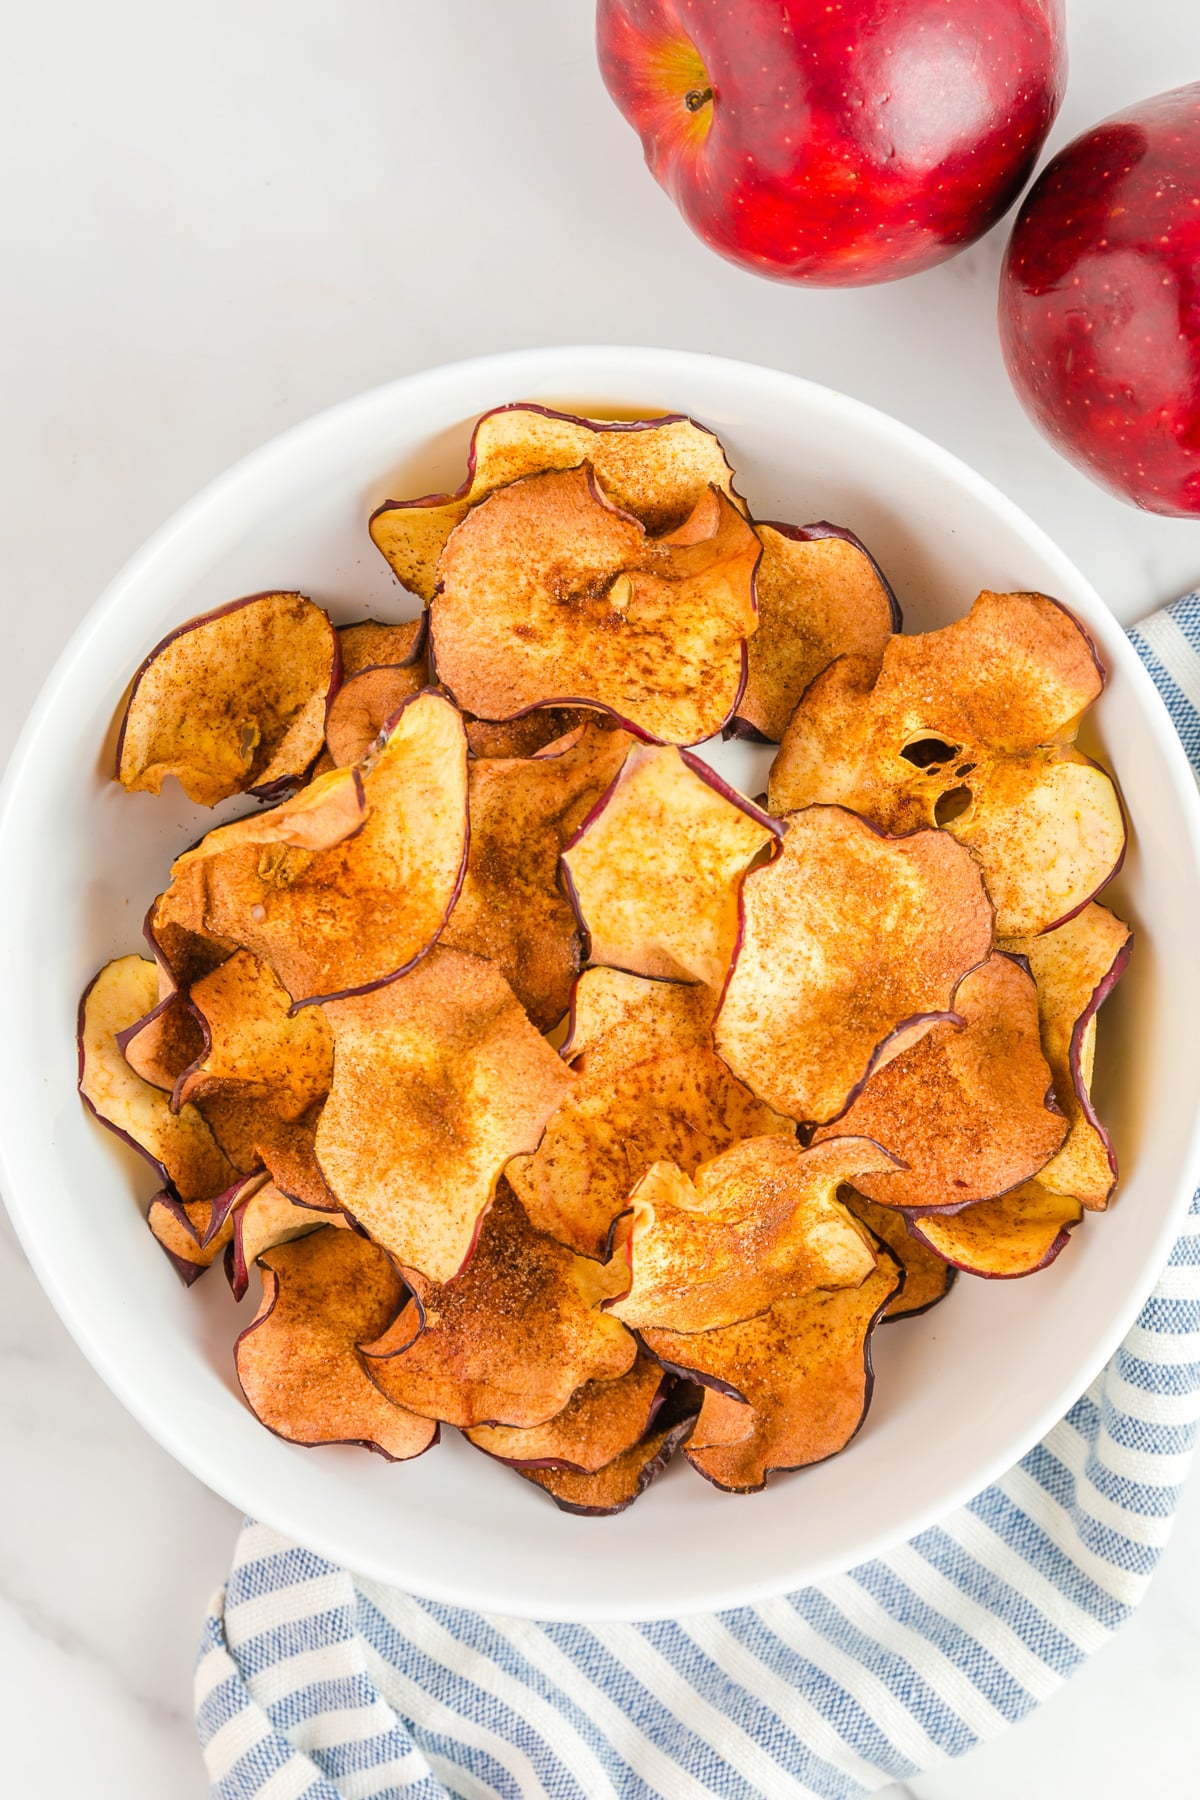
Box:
607, 1137, 887, 1334
338, 616, 425, 679
465, 707, 603, 759
175, 949, 333, 1120
713, 806, 994, 1127
316, 948, 576, 1280
324, 665, 429, 766
79, 955, 235, 1202
439, 721, 632, 1028
515, 1386, 701, 1515
370, 404, 740, 602
154, 690, 468, 1007
465, 1355, 665, 1471
1001, 902, 1132, 1209
813, 952, 1067, 1209
733, 523, 899, 743
559, 966, 715, 1077
146, 1177, 256, 1285
236, 1227, 436, 1461
225, 1179, 348, 1301
642, 1247, 902, 1492
560, 744, 779, 987
362, 1187, 636, 1428
906, 1181, 1083, 1278
116, 965, 205, 1094
116, 591, 338, 805
842, 1191, 956, 1320
431, 467, 760, 744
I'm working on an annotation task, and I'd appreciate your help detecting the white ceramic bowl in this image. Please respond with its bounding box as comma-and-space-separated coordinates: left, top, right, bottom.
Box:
3, 347, 1199, 1621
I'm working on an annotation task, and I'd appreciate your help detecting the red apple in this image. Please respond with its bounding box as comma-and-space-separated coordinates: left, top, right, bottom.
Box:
595, 0, 1065, 287
1000, 84, 1200, 515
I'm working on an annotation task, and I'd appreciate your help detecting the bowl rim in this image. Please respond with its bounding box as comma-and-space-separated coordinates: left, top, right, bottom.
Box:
4, 343, 1200, 1620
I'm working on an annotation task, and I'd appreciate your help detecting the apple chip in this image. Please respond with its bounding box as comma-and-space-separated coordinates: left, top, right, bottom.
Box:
515, 1388, 701, 1515
642, 1248, 902, 1491
466, 1354, 665, 1471
146, 1178, 254, 1285
325, 666, 430, 766
338, 616, 425, 679
907, 1181, 1084, 1278
370, 404, 739, 602
432, 467, 760, 744
155, 690, 468, 1007
363, 1186, 636, 1428
769, 591, 1120, 935
814, 953, 1067, 1209
713, 806, 994, 1126
236, 1226, 436, 1461
116, 968, 205, 1093
1001, 902, 1132, 1209
561, 744, 779, 987
465, 707, 603, 759
559, 966, 716, 1077
734, 523, 899, 743
842, 1191, 957, 1320
607, 1137, 887, 1334
439, 721, 632, 1028
225, 1179, 348, 1301
176, 949, 333, 1120
316, 948, 576, 1280
116, 591, 338, 806
79, 955, 235, 1202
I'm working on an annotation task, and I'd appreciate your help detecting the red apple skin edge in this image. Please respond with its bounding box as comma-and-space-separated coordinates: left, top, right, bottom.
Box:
595, 0, 1066, 288
1000, 83, 1200, 516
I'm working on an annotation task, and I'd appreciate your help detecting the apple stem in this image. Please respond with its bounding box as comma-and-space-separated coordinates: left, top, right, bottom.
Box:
684, 87, 713, 113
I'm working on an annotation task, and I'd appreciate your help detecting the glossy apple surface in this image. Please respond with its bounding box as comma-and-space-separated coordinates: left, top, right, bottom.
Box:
596, 0, 1065, 286
1000, 84, 1200, 515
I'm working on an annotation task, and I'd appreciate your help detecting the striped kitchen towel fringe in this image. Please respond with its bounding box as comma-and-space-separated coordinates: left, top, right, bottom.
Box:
197, 596, 1200, 1800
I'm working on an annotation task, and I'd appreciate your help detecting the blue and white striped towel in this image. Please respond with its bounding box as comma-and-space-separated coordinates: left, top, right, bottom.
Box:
196, 595, 1200, 1800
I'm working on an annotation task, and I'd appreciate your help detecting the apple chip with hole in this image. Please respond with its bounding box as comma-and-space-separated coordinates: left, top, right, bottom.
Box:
733, 522, 899, 743
116, 591, 338, 805
316, 948, 575, 1281
713, 806, 994, 1127
769, 590, 1121, 935
906, 1181, 1083, 1278
175, 949, 333, 1120
362, 1186, 636, 1428
466, 1354, 665, 1471
224, 1179, 347, 1301
642, 1247, 902, 1491
236, 1226, 436, 1460
79, 955, 235, 1202
561, 743, 779, 987
607, 1136, 887, 1334
371, 403, 739, 602
439, 720, 632, 1028
515, 1385, 701, 1515
814, 952, 1067, 1209
1001, 903, 1132, 1209
154, 690, 468, 1007
431, 466, 760, 744
842, 1191, 956, 1320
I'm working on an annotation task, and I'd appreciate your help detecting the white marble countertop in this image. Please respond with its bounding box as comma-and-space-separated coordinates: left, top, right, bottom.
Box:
3, 2, 1199, 1792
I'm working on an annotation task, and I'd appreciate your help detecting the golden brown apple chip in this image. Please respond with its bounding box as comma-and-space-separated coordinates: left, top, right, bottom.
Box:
734, 524, 898, 743
642, 1247, 902, 1492
116, 956, 205, 1093
155, 691, 468, 1007
370, 404, 740, 603
842, 1191, 957, 1319
561, 744, 779, 987
79, 955, 235, 1202
906, 1182, 1084, 1278
439, 721, 632, 1028
1000, 902, 1132, 1210
814, 953, 1067, 1210
176, 949, 333, 1120
236, 1227, 436, 1461
608, 1137, 885, 1334
362, 1187, 636, 1428
466, 1355, 665, 1471
316, 949, 576, 1281
559, 966, 716, 1078
713, 807, 994, 1127
225, 1179, 348, 1301
116, 592, 338, 805
431, 467, 760, 744
324, 667, 430, 767
465, 707, 604, 759
769, 591, 1121, 936
338, 617, 425, 679
515, 1389, 701, 1515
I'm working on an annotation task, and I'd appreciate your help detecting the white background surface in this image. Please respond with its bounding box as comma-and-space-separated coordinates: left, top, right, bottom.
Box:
2, 1, 1200, 1793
